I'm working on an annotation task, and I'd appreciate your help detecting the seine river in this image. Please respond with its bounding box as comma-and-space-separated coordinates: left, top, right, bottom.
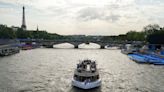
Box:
0, 44, 164, 92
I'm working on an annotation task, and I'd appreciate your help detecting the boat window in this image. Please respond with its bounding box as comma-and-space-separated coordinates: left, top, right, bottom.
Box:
97, 75, 99, 79
74, 75, 77, 80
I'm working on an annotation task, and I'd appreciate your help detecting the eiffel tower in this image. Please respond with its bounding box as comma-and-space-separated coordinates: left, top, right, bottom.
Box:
21, 6, 26, 30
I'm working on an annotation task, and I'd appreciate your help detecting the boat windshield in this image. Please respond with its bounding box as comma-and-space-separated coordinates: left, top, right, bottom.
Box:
74, 74, 99, 82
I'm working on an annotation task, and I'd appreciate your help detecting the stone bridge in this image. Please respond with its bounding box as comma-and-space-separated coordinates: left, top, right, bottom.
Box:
20, 39, 128, 49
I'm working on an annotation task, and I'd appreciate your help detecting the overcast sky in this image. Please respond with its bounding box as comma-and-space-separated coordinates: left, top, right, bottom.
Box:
0, 0, 164, 35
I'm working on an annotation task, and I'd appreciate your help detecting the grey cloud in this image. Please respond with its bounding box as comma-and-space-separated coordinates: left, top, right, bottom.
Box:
77, 7, 102, 21
77, 7, 121, 22
103, 14, 121, 22
135, 0, 164, 6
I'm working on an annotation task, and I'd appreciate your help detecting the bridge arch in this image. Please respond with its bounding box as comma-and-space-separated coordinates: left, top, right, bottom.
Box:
53, 43, 74, 48
42, 41, 107, 49
78, 43, 100, 49
41, 40, 126, 49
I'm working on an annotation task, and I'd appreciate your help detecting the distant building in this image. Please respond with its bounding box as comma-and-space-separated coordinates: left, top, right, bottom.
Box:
11, 26, 19, 31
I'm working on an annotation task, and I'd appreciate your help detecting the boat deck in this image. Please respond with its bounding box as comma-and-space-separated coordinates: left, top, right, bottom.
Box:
74, 69, 99, 77
74, 60, 99, 77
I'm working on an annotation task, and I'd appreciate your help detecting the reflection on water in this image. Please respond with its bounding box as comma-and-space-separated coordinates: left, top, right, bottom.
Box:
0, 44, 164, 92
53, 43, 101, 49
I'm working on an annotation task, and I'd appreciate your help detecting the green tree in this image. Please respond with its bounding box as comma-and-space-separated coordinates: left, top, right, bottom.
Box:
0, 24, 16, 39
16, 28, 32, 39
143, 24, 161, 35
126, 31, 145, 41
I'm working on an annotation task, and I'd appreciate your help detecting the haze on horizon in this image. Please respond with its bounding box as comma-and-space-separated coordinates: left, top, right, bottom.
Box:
0, 0, 164, 35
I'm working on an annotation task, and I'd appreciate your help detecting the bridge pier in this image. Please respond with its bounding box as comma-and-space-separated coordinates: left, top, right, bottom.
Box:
100, 45, 105, 49
71, 42, 81, 49
74, 45, 78, 49
45, 45, 53, 48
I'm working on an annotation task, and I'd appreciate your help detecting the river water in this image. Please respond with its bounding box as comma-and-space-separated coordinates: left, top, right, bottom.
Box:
0, 44, 164, 92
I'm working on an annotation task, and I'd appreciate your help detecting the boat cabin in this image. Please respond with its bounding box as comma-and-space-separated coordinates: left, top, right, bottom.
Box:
74, 74, 99, 82
74, 60, 100, 82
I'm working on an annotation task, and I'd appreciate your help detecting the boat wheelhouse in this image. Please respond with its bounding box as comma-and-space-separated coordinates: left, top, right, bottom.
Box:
72, 60, 101, 89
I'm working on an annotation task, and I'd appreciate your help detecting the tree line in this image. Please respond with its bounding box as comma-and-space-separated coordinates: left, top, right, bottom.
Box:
101, 24, 164, 44
0, 24, 63, 40
0, 24, 164, 44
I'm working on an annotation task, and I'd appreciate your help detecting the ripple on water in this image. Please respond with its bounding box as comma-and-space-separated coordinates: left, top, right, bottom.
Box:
0, 48, 164, 92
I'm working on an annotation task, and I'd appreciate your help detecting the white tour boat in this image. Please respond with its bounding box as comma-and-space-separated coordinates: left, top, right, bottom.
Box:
72, 59, 101, 89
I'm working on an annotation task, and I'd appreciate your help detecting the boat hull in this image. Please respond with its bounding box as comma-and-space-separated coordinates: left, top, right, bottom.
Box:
128, 54, 146, 63
72, 79, 101, 89
128, 53, 164, 64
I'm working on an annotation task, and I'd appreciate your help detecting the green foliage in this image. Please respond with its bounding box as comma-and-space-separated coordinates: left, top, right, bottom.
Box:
147, 28, 164, 44
0, 24, 163, 43
16, 28, 32, 39
99, 24, 162, 42
126, 31, 145, 41
143, 24, 161, 35
0, 24, 16, 39
0, 24, 62, 40
117, 34, 127, 41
